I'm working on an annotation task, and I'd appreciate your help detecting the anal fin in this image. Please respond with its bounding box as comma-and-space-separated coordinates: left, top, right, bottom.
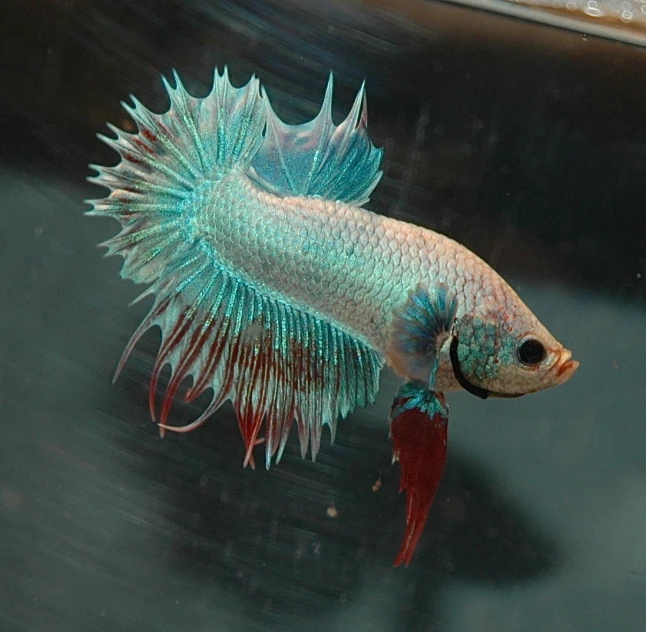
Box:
390, 382, 449, 567
118, 252, 383, 468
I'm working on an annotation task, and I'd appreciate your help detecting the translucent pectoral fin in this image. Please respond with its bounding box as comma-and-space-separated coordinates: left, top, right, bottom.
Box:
388, 284, 457, 390
389, 382, 448, 567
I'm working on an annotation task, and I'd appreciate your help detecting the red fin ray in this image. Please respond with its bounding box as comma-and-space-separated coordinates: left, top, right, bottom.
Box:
150, 264, 221, 421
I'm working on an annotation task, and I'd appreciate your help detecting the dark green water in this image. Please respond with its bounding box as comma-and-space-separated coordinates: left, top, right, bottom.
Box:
1, 1, 645, 630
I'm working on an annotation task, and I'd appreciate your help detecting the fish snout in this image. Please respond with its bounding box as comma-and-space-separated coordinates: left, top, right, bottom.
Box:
552, 347, 579, 384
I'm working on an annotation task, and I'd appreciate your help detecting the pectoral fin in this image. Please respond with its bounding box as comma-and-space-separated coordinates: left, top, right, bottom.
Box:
388, 284, 457, 391
390, 382, 448, 567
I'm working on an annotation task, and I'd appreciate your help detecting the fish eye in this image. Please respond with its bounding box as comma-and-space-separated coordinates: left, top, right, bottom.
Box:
516, 338, 546, 366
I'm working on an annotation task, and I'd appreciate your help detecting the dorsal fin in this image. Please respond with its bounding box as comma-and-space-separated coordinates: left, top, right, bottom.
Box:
249, 74, 383, 205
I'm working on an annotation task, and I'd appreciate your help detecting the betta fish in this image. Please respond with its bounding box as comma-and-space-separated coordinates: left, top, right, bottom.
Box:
87, 68, 578, 566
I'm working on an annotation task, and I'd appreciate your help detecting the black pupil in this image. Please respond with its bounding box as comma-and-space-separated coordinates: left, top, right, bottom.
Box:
517, 339, 546, 366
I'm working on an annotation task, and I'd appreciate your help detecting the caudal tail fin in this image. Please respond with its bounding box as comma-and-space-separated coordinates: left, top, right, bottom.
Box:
85, 68, 265, 284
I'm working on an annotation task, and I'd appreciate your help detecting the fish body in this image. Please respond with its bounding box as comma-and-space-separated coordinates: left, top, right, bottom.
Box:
193, 172, 549, 393
87, 68, 578, 565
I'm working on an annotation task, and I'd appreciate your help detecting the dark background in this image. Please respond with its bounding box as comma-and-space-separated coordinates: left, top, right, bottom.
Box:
1, 1, 645, 631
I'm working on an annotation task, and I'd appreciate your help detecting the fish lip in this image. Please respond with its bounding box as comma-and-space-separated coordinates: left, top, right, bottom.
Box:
552, 348, 579, 383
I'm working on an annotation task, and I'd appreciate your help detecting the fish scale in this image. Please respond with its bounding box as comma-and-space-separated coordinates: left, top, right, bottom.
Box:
87, 67, 577, 566
201, 171, 513, 372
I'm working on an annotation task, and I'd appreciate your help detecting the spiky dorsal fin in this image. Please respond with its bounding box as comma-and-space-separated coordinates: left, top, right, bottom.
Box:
249, 74, 383, 205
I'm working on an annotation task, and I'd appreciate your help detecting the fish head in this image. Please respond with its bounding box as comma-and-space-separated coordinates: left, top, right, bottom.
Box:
451, 300, 578, 397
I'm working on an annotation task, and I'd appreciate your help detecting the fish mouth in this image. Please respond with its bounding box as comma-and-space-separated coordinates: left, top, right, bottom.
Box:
552, 348, 579, 384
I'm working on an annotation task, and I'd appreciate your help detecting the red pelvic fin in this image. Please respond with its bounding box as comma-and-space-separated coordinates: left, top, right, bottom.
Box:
390, 383, 448, 567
